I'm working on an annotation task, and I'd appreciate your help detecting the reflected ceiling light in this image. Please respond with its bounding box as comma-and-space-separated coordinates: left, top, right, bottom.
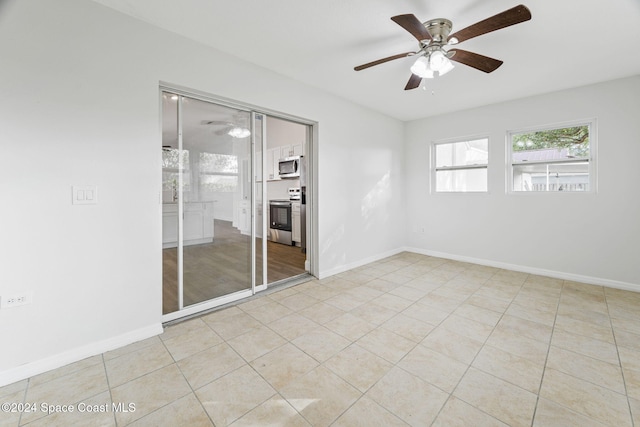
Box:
227, 127, 251, 138
410, 49, 454, 79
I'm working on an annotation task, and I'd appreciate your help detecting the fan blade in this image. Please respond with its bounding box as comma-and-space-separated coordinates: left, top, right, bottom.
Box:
354, 52, 414, 71
203, 120, 234, 126
404, 74, 422, 90
391, 14, 431, 42
448, 49, 503, 73
448, 4, 531, 44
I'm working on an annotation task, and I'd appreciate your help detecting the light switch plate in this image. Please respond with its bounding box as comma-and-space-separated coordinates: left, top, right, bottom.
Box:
72, 186, 98, 205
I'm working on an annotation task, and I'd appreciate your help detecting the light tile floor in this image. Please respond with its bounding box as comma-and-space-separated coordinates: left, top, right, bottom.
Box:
2, 252, 640, 426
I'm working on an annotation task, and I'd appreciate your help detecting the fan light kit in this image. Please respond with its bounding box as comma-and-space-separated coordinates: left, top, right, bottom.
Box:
410, 49, 454, 79
227, 127, 251, 138
354, 4, 532, 90
203, 120, 251, 138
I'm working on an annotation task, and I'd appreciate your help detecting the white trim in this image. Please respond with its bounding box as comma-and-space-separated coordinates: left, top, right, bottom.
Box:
318, 247, 406, 279
260, 114, 268, 287
177, 96, 184, 310
163, 238, 211, 249
506, 118, 597, 194
431, 136, 490, 194
160, 82, 320, 311
159, 82, 317, 127
251, 111, 257, 294
0, 324, 163, 387
404, 246, 639, 292
161, 289, 253, 323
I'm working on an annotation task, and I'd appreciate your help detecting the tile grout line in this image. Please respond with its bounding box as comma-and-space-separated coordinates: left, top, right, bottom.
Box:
159, 333, 215, 427
605, 286, 636, 427
109, 336, 201, 427
268, 272, 399, 423
529, 278, 565, 427
350, 259, 445, 426
426, 268, 528, 426
17, 377, 29, 427
16, 356, 114, 427
206, 296, 313, 426
100, 353, 118, 427
196, 317, 279, 426
531, 281, 633, 426
6, 254, 637, 426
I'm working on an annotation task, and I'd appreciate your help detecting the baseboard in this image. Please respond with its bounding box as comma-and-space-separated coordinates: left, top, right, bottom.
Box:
404, 246, 640, 293
318, 247, 406, 279
0, 323, 163, 387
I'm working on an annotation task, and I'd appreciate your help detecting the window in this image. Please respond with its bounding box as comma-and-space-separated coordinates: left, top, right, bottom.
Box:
161, 149, 239, 197
433, 138, 489, 192
199, 152, 239, 193
162, 148, 190, 197
508, 121, 594, 192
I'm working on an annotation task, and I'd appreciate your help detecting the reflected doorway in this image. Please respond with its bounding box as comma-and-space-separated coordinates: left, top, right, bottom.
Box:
264, 116, 308, 283
161, 90, 311, 318
162, 93, 253, 314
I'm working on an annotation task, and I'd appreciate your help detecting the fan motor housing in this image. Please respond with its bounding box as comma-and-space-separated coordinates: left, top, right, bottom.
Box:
423, 18, 452, 43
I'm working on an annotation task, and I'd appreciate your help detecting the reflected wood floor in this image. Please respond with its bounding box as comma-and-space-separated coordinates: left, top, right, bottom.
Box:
163, 220, 306, 314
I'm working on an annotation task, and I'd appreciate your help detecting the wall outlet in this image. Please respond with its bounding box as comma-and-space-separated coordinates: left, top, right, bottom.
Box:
0, 292, 33, 309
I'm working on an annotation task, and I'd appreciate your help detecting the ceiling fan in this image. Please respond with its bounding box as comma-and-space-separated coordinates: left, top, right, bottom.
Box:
354, 4, 531, 90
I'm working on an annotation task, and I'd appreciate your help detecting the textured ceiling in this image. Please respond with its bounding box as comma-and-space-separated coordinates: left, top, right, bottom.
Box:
93, 0, 640, 121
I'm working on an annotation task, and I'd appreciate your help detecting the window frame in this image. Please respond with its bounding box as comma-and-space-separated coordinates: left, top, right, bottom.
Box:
430, 135, 490, 194
506, 119, 597, 194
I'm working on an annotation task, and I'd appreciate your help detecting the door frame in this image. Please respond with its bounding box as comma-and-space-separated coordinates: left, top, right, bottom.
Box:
159, 82, 318, 323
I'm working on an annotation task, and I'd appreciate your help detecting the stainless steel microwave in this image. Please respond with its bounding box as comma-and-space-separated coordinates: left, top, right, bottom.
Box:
278, 156, 301, 179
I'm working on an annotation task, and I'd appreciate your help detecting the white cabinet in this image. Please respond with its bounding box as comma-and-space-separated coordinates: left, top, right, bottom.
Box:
266, 147, 279, 181
162, 202, 214, 248
183, 210, 203, 241
279, 144, 303, 158
238, 201, 265, 238
280, 145, 291, 159
238, 200, 250, 236
292, 201, 301, 246
162, 204, 178, 245
273, 147, 281, 180
201, 202, 215, 238
266, 148, 274, 180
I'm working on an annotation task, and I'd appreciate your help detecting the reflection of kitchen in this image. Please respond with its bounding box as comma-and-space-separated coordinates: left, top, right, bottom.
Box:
161, 112, 307, 298
260, 117, 306, 248
259, 116, 308, 282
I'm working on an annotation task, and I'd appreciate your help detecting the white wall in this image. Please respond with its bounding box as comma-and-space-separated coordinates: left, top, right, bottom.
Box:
0, 0, 404, 384
266, 116, 307, 150
404, 76, 640, 289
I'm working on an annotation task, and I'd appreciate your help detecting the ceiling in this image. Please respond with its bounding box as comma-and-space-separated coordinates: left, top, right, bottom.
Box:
93, 0, 640, 121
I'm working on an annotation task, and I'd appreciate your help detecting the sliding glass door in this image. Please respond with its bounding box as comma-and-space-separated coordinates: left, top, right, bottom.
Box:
162, 92, 256, 316
160, 89, 314, 319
